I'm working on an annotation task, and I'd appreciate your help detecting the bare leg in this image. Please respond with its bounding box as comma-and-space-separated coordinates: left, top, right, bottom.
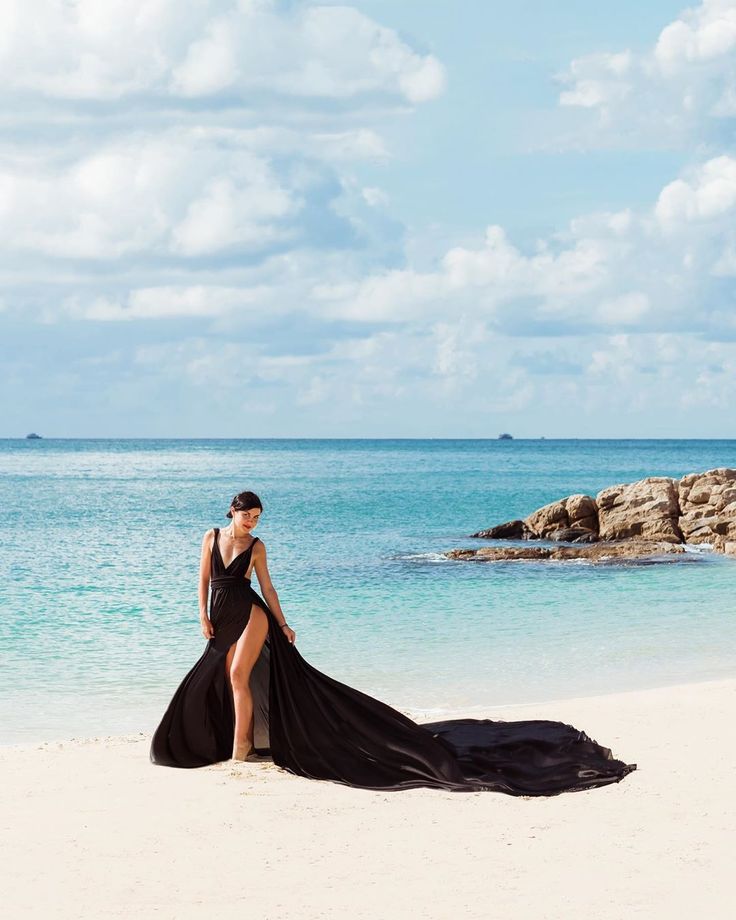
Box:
225, 642, 236, 712
227, 604, 269, 759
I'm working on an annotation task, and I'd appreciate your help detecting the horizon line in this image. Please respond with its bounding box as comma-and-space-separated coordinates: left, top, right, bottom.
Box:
4, 436, 736, 442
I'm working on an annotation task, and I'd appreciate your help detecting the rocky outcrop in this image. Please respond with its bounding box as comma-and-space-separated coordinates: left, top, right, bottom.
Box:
447, 540, 686, 564
466, 467, 736, 559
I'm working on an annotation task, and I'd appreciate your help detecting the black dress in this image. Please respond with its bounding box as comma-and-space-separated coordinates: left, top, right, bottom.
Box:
150, 528, 637, 795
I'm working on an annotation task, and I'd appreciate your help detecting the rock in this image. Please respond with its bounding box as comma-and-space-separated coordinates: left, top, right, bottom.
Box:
678, 468, 736, 545
547, 527, 598, 543
525, 499, 567, 533
450, 546, 554, 562
446, 540, 686, 564
465, 467, 736, 559
525, 493, 598, 540
565, 494, 599, 531
596, 477, 682, 543
472, 519, 531, 539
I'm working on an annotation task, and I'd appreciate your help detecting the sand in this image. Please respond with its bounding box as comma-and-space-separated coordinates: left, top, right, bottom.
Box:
1, 677, 733, 920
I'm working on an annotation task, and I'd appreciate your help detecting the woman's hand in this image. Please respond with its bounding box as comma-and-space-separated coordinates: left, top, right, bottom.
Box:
281, 624, 296, 644
200, 615, 214, 640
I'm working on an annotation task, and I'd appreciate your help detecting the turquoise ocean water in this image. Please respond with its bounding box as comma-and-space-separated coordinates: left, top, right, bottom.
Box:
2, 438, 736, 744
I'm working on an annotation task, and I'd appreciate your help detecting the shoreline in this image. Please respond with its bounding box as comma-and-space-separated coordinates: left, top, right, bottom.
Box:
3, 675, 733, 918
2, 671, 734, 750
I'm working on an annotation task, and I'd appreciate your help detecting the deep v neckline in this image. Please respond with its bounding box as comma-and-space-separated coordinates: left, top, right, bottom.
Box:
215, 528, 257, 571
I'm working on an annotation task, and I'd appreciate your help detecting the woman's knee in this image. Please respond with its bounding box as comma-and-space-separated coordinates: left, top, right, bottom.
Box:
230, 664, 251, 693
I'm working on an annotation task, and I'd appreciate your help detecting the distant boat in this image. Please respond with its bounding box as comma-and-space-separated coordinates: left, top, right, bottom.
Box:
498, 433, 513, 440
26, 432, 42, 439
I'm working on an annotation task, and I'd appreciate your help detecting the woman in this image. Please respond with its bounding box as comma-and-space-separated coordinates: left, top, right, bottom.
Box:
150, 491, 637, 795
150, 491, 284, 766
200, 494, 295, 761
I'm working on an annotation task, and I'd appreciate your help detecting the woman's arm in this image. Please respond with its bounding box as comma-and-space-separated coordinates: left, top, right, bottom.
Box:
198, 529, 214, 635
252, 541, 288, 628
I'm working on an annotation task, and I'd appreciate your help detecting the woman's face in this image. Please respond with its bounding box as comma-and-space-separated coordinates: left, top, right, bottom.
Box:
231, 507, 261, 531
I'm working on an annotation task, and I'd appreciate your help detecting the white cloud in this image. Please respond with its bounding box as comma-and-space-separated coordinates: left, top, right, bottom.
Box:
306, 151, 736, 337
134, 338, 317, 390
170, 16, 240, 97
595, 292, 650, 325
311, 223, 610, 325
361, 186, 390, 208
311, 130, 389, 162
61, 286, 266, 322
297, 374, 330, 406
655, 154, 736, 228
555, 0, 736, 146
558, 51, 634, 109
0, 131, 301, 260
171, 175, 294, 256
16, 145, 735, 349
431, 315, 488, 391
583, 332, 736, 413
655, 0, 736, 71
1, 0, 445, 106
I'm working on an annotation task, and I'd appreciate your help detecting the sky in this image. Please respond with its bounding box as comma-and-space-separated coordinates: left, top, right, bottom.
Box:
2, 0, 735, 438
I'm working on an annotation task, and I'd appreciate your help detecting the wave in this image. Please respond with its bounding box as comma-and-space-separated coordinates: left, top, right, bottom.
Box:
395, 551, 450, 563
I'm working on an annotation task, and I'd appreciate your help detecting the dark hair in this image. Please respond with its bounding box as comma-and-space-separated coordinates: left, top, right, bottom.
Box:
226, 491, 263, 519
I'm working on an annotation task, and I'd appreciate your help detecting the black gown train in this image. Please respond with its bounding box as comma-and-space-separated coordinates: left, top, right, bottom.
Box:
150, 529, 637, 795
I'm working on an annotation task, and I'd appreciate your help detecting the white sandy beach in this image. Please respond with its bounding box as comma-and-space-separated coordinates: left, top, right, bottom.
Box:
2, 677, 733, 920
